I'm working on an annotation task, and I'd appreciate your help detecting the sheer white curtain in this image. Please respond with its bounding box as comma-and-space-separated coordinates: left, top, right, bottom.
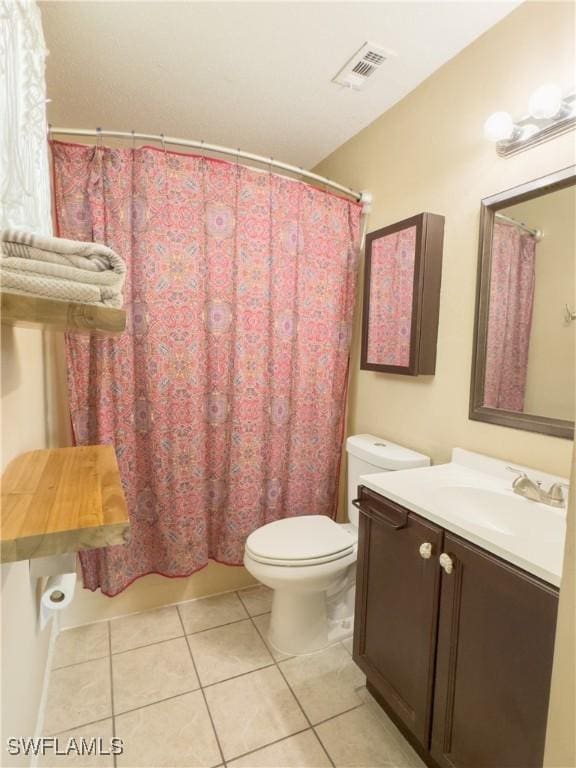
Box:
0, 0, 52, 233
0, 0, 58, 753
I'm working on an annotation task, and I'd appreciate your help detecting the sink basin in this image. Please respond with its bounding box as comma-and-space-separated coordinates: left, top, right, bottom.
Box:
360, 449, 568, 586
429, 486, 563, 544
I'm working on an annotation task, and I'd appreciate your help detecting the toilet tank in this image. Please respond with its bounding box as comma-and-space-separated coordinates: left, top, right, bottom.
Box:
346, 434, 430, 527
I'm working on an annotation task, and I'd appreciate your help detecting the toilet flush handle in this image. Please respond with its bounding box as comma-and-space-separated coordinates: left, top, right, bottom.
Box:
419, 542, 433, 559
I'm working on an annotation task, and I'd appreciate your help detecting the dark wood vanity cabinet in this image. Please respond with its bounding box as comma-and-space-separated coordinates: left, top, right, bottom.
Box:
353, 488, 444, 744
431, 533, 558, 768
353, 486, 559, 768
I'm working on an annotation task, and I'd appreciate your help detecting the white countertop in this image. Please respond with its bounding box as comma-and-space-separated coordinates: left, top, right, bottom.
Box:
359, 448, 568, 587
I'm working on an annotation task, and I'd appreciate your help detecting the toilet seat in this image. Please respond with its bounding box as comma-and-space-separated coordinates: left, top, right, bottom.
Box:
245, 515, 355, 567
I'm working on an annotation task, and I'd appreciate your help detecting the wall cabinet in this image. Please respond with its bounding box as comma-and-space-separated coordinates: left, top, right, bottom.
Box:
360, 213, 444, 376
353, 486, 559, 768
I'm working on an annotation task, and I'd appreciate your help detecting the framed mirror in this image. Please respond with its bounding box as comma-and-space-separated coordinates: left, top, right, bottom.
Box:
360, 213, 444, 375
470, 166, 575, 439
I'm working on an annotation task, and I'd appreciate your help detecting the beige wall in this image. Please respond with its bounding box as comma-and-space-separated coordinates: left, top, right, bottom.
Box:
501, 187, 575, 421
315, 1, 574, 479
544, 451, 576, 768
315, 3, 575, 765
1, 328, 58, 765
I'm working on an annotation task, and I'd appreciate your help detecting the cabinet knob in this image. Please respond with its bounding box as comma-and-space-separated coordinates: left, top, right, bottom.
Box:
419, 542, 433, 559
439, 553, 454, 574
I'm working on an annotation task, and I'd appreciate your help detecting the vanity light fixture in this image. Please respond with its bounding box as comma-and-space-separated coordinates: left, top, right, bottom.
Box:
484, 83, 575, 157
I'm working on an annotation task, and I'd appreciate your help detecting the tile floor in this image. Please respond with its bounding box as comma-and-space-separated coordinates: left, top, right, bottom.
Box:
43, 586, 425, 768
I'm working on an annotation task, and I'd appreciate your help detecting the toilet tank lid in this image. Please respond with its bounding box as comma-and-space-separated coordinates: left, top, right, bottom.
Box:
346, 434, 430, 470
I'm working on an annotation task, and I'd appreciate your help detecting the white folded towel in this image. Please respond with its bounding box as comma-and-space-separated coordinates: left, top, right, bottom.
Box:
0, 229, 126, 308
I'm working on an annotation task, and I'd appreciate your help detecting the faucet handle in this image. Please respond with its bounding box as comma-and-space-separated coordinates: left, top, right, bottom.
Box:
547, 482, 569, 506
506, 466, 544, 488
506, 466, 528, 487
506, 466, 526, 477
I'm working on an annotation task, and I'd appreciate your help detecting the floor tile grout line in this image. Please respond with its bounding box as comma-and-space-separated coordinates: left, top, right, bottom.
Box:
176, 604, 227, 768
52, 596, 366, 736
311, 703, 366, 768
113, 613, 261, 656
247, 613, 336, 768
107, 621, 117, 768
52, 591, 272, 671
231, 590, 250, 622
57, 584, 261, 633
113, 659, 279, 716
112, 685, 204, 718
46, 716, 114, 738
43, 681, 366, 749
186, 596, 276, 687
236, 587, 271, 618
181, 614, 254, 638
224, 726, 312, 765
313, 702, 365, 728
51, 652, 111, 671
247, 614, 313, 726
201, 660, 277, 689
48, 590, 376, 766
110, 633, 185, 657
51, 650, 278, 732
52, 615, 264, 673
113, 618, 250, 656
114, 622, 345, 668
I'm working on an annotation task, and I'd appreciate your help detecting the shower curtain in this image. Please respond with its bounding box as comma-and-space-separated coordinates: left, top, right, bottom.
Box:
51, 141, 361, 596
484, 221, 536, 412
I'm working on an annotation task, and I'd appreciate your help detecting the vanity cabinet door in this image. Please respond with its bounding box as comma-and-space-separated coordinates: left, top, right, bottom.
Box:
431, 533, 559, 768
353, 487, 443, 746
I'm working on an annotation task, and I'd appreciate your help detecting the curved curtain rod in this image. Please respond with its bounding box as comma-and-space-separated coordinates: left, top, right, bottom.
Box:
495, 212, 542, 240
48, 126, 373, 210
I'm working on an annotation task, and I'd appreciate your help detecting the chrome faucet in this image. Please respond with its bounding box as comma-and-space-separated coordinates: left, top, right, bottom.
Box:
507, 467, 568, 508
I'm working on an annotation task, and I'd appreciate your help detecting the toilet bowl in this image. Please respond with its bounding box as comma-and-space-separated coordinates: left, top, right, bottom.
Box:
244, 435, 430, 655
244, 516, 357, 655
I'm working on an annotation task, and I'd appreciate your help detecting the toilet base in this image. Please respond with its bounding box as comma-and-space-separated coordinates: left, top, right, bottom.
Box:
244, 543, 357, 656
269, 589, 329, 655
268, 581, 355, 656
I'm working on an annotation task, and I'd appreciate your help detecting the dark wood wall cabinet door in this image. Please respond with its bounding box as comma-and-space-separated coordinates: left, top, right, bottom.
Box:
353, 487, 444, 746
360, 212, 444, 376
430, 534, 559, 768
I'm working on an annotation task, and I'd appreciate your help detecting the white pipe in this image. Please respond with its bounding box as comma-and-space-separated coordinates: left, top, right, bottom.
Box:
48, 126, 371, 209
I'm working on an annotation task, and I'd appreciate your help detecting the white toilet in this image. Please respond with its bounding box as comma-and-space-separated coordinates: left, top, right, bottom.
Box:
244, 434, 430, 655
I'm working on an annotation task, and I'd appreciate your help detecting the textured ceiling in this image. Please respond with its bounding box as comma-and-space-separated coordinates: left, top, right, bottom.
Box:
41, 1, 520, 168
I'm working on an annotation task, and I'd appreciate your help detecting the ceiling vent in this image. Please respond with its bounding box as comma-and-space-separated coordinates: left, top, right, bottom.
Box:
332, 42, 394, 91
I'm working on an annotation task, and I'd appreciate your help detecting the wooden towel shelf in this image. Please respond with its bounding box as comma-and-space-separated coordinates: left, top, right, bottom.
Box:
1, 291, 126, 336
1, 445, 130, 563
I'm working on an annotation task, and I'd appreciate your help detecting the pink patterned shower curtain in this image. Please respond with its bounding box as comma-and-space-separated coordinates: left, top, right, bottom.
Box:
51, 141, 361, 596
484, 221, 536, 412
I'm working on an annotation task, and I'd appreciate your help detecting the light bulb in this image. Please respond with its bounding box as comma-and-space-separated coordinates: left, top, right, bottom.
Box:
483, 112, 516, 142
519, 124, 540, 141
528, 84, 563, 119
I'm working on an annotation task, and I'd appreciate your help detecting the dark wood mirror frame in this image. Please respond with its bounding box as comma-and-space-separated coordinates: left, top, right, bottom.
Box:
360, 213, 444, 376
470, 165, 576, 440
